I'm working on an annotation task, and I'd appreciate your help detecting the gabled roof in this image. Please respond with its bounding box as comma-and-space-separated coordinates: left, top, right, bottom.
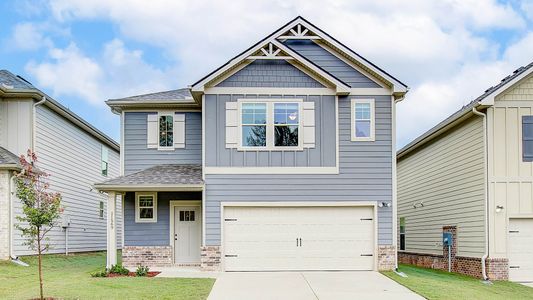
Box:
0, 70, 119, 151
191, 16, 408, 99
106, 88, 198, 113
94, 164, 203, 191
398, 62, 533, 159
0, 147, 21, 170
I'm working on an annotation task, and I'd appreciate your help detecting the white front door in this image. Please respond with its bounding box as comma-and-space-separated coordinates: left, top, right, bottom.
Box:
174, 206, 201, 264
509, 218, 533, 282
223, 205, 375, 271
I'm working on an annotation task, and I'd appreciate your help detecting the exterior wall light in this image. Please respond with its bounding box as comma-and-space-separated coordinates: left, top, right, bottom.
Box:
378, 202, 391, 208
496, 205, 504, 213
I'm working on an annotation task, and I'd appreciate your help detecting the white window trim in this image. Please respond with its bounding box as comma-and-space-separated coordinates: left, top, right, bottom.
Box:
158, 112, 175, 151
135, 192, 158, 223
351, 98, 375, 142
237, 98, 304, 151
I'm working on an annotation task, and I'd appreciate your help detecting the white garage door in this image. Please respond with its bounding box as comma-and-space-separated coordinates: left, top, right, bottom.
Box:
509, 218, 533, 282
223, 205, 375, 271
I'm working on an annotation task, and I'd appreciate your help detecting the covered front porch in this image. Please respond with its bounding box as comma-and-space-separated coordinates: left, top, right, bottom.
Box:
94, 164, 208, 269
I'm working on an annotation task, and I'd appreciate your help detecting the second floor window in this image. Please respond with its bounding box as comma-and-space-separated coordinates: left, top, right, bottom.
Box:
159, 114, 174, 147
351, 99, 375, 141
101, 146, 108, 176
240, 100, 302, 150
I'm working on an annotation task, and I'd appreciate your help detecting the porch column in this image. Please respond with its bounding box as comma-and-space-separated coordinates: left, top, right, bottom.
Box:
106, 191, 117, 268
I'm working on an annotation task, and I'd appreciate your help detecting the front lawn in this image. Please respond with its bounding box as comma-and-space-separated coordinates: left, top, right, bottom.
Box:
383, 264, 533, 300
0, 251, 214, 300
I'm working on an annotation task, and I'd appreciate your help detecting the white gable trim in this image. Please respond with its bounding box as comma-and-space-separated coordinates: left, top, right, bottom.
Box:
191, 17, 407, 96
479, 68, 533, 106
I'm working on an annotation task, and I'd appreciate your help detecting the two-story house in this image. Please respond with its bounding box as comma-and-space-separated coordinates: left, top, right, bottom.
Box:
95, 16, 408, 272
397, 62, 533, 282
0, 70, 121, 260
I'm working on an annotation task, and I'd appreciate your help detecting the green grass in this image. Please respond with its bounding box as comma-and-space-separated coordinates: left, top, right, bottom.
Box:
383, 264, 533, 300
0, 252, 215, 300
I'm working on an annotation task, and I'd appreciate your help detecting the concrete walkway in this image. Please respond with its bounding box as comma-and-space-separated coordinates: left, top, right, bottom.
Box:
207, 271, 424, 300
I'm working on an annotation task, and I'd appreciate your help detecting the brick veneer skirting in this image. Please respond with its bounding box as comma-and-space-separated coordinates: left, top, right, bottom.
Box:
201, 246, 221, 271
399, 252, 509, 280
122, 246, 172, 268
378, 245, 396, 271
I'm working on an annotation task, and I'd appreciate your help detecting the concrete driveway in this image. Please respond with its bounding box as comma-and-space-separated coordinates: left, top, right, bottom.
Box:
207, 271, 424, 300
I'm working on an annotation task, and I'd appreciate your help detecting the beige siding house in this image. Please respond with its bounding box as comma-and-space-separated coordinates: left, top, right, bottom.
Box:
397, 62, 533, 282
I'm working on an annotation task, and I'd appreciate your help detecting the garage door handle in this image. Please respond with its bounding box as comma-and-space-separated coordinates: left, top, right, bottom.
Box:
361, 254, 373, 257
299, 238, 302, 247
509, 230, 519, 233
296, 238, 299, 246
510, 266, 520, 269
360, 218, 373, 221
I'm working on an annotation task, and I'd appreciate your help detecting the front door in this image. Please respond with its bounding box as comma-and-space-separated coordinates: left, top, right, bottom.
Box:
174, 206, 201, 264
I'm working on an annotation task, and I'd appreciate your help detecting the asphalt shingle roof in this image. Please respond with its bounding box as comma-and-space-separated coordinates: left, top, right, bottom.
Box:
0, 147, 21, 168
109, 88, 192, 102
97, 164, 203, 186
0, 70, 37, 90
398, 62, 533, 157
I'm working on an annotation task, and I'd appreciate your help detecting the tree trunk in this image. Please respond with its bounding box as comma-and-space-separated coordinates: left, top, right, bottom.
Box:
37, 227, 44, 300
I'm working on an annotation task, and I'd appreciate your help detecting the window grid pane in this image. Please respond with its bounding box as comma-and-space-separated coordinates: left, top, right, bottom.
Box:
354, 102, 372, 138
159, 115, 174, 147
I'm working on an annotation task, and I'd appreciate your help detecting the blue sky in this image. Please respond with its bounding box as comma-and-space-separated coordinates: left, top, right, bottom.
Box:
1, 0, 533, 147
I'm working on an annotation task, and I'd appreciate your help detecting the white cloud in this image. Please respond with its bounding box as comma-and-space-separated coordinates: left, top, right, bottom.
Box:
9, 22, 53, 51
19, 0, 532, 146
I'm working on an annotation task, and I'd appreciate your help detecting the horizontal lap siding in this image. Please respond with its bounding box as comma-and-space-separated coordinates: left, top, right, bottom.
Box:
123, 192, 201, 246
283, 40, 381, 88
398, 116, 486, 258
13, 105, 121, 255
216, 60, 325, 88
205, 95, 393, 246
205, 94, 336, 167
124, 112, 201, 175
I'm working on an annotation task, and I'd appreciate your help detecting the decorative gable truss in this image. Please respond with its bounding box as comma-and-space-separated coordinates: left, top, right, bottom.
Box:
191, 16, 408, 99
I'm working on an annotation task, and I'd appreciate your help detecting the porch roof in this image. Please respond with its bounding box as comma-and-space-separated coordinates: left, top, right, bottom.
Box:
0, 147, 21, 170
94, 164, 203, 192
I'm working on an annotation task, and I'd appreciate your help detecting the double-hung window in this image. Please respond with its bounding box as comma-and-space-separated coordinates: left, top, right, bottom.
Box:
99, 201, 104, 219
135, 193, 157, 223
351, 99, 375, 141
159, 114, 174, 148
101, 146, 109, 176
399, 217, 406, 251
239, 100, 302, 150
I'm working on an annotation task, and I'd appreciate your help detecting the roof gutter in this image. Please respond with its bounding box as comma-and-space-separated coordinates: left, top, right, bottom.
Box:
93, 184, 204, 192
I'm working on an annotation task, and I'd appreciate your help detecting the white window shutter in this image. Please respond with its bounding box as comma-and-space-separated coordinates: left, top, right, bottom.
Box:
302, 102, 315, 148
174, 113, 185, 148
147, 114, 158, 149
226, 102, 239, 148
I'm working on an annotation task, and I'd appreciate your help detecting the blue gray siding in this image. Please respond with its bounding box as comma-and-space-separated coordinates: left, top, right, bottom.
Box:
205, 94, 336, 167
124, 112, 201, 175
124, 192, 201, 246
216, 60, 325, 88
205, 95, 393, 245
284, 40, 381, 88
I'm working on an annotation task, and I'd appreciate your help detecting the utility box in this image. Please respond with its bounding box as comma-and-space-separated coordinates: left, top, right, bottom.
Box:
443, 232, 453, 246
61, 214, 71, 228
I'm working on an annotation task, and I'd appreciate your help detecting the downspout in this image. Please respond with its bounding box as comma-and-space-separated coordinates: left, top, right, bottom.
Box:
472, 106, 489, 281
32, 96, 47, 151
9, 174, 16, 260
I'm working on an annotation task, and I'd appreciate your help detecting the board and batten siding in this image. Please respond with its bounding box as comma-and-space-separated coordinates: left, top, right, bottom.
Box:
216, 60, 325, 88
488, 73, 533, 258
205, 95, 393, 246
0, 99, 33, 156
397, 116, 486, 258
283, 40, 381, 88
123, 192, 202, 246
124, 112, 201, 175
204, 94, 336, 167
12, 104, 121, 255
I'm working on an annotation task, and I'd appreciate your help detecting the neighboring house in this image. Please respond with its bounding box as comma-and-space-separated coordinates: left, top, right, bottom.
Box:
0, 70, 121, 259
95, 16, 408, 272
397, 62, 533, 282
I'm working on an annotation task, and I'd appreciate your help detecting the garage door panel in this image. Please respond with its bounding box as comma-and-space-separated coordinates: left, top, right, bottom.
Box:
223, 205, 375, 271
509, 219, 533, 282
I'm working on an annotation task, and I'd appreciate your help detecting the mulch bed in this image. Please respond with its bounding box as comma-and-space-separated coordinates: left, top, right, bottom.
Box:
106, 271, 160, 278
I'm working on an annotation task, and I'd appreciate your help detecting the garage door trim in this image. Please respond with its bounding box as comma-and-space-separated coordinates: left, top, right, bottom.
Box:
220, 201, 378, 272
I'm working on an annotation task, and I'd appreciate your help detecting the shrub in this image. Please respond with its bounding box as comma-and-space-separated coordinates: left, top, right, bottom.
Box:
90, 270, 108, 278
136, 265, 150, 277
109, 264, 129, 275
